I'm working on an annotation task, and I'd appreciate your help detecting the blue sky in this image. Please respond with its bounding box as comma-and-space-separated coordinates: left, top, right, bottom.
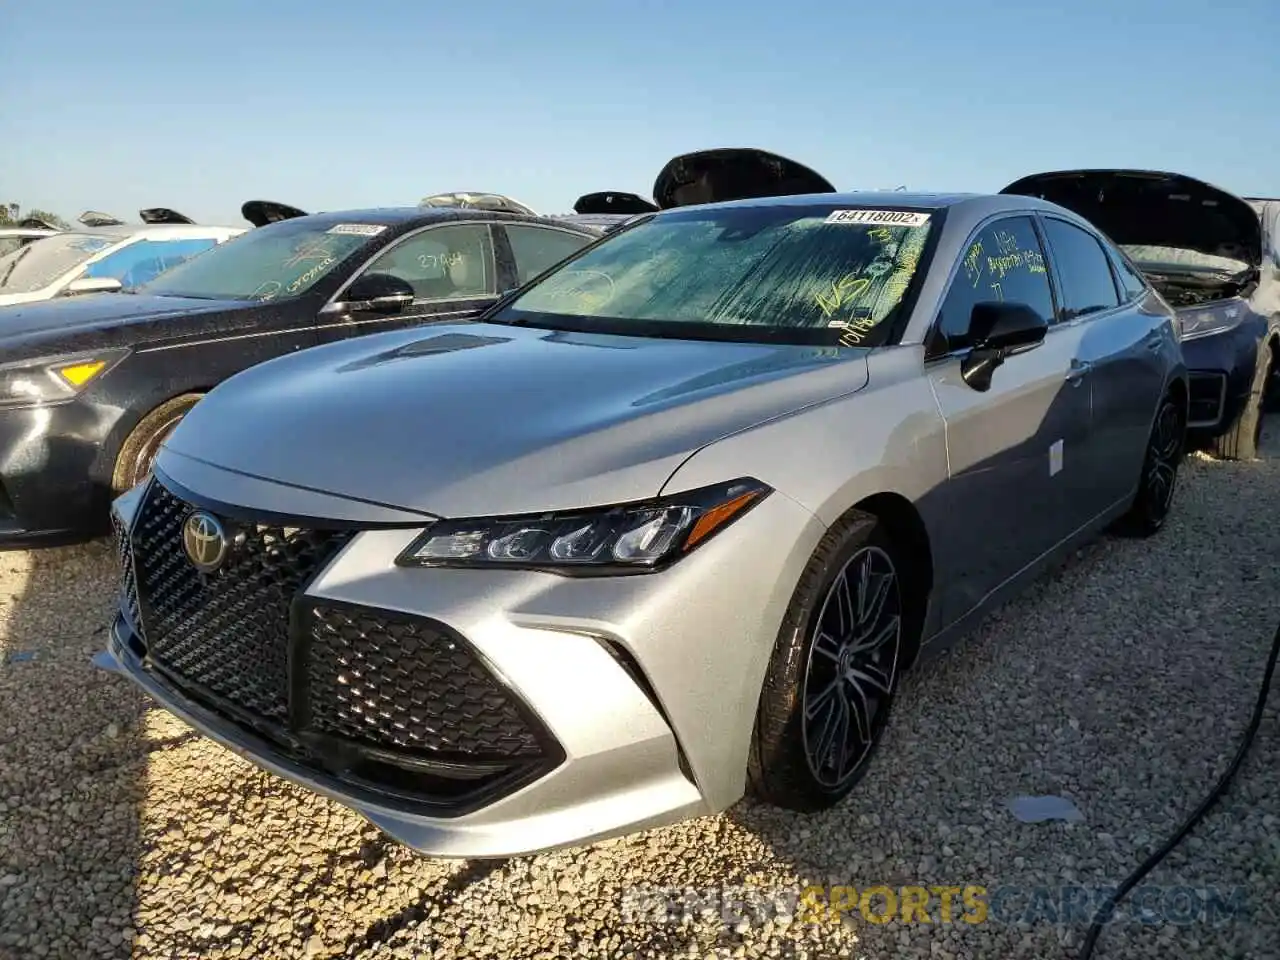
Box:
3, 0, 1277, 226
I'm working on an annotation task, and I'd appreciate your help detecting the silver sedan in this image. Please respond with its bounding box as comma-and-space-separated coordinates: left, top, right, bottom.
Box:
108, 192, 1188, 858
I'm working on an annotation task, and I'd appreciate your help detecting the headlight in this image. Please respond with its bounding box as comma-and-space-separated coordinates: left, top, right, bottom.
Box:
0, 350, 128, 408
396, 478, 772, 574
1177, 303, 1246, 342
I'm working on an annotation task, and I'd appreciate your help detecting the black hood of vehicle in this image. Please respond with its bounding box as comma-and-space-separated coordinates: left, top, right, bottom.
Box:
652, 148, 836, 209
1001, 169, 1262, 266
0, 293, 249, 353
139, 207, 195, 224
241, 200, 309, 227
16, 217, 60, 231
572, 191, 660, 215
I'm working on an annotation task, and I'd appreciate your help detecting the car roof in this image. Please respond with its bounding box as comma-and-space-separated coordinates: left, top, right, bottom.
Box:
275, 206, 604, 232
646, 190, 1059, 217
55, 222, 244, 239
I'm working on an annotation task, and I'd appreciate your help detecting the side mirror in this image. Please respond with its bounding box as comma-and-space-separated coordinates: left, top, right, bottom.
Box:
65, 276, 124, 296
960, 302, 1049, 391
320, 272, 414, 316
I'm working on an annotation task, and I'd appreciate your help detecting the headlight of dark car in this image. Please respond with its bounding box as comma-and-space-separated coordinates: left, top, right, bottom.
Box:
397, 478, 772, 574
0, 349, 129, 408
1177, 303, 1247, 342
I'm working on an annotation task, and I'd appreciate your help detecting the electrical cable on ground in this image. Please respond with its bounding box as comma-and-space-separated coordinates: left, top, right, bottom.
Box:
1077, 614, 1280, 959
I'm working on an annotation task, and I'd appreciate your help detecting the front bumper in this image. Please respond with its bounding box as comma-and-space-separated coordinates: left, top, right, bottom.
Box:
0, 400, 122, 546
109, 466, 825, 858
1181, 314, 1268, 436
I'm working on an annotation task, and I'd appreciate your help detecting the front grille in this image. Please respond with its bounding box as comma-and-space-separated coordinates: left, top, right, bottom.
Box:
132, 481, 351, 722
306, 604, 543, 759
1188, 371, 1227, 427
115, 477, 560, 810
112, 511, 140, 630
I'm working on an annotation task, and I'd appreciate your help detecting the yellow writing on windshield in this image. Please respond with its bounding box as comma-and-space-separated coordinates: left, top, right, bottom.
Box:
868, 227, 896, 245
287, 257, 336, 294
815, 274, 871, 318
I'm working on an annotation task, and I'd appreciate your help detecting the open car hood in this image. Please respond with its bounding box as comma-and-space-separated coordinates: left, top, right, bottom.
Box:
139, 207, 194, 224
652, 148, 836, 209
419, 192, 536, 215
1001, 169, 1262, 266
572, 191, 659, 215
16, 217, 60, 231
241, 200, 309, 227
78, 210, 124, 227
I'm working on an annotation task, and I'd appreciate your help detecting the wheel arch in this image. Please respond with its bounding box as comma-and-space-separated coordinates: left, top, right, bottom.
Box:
96, 386, 213, 490
846, 490, 933, 670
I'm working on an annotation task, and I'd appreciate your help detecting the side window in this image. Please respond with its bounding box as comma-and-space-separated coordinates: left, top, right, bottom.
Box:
84, 237, 218, 288
934, 216, 1055, 353
505, 225, 593, 285
363, 224, 496, 301
1106, 244, 1149, 302
1041, 218, 1121, 320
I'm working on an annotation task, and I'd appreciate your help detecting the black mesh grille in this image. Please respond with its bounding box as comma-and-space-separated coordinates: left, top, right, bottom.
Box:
115, 478, 560, 805
306, 605, 543, 760
112, 511, 140, 630
132, 482, 352, 722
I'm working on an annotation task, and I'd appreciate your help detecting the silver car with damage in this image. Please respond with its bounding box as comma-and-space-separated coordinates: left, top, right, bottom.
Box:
108, 191, 1189, 858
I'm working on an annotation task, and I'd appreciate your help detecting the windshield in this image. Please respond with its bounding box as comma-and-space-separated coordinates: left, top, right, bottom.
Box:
136, 218, 383, 301
492, 204, 937, 346
1122, 244, 1250, 275
0, 233, 121, 293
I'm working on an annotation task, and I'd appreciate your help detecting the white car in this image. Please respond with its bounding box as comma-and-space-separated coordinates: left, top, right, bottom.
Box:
0, 214, 244, 307
0, 225, 60, 259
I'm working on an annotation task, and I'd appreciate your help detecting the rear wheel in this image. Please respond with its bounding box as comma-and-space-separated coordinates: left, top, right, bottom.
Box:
1114, 391, 1185, 538
747, 511, 912, 812
1209, 347, 1270, 460
111, 393, 204, 494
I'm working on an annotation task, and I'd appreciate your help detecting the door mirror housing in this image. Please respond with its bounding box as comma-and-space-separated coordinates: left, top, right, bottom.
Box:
960, 301, 1049, 391
321, 273, 415, 316
65, 276, 124, 296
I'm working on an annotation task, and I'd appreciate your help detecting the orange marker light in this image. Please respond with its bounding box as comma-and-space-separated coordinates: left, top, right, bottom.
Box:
55, 361, 107, 387
683, 490, 763, 551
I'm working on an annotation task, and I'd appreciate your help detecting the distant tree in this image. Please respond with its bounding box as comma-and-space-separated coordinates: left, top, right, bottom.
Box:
0, 203, 70, 228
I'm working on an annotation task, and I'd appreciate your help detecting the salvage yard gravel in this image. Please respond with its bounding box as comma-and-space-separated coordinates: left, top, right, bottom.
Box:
1, 428, 1277, 960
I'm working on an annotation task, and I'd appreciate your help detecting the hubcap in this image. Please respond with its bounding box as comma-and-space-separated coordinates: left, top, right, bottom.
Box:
801, 545, 902, 788
131, 413, 187, 487
1146, 400, 1182, 515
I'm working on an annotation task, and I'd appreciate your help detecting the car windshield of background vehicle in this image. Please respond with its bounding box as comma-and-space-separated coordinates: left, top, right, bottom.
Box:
136, 219, 379, 301
492, 204, 937, 346
1121, 244, 1251, 276
0, 233, 122, 293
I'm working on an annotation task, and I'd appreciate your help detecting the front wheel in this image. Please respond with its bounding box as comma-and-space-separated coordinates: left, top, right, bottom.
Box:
1113, 391, 1185, 538
111, 393, 204, 494
747, 511, 908, 812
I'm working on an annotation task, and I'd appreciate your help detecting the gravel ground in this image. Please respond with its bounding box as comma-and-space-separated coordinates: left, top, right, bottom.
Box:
1, 424, 1277, 960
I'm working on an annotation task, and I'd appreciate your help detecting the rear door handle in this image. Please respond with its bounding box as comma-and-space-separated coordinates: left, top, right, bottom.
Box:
1066, 359, 1091, 384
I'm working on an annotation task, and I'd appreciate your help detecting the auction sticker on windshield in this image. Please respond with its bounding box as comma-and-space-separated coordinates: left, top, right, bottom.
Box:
325, 224, 387, 236
826, 209, 931, 227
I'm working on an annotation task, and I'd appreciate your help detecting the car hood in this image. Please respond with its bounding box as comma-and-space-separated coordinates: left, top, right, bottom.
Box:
0, 293, 243, 343
161, 322, 869, 518
572, 192, 660, 215
241, 200, 309, 227
1001, 169, 1262, 266
652, 148, 836, 209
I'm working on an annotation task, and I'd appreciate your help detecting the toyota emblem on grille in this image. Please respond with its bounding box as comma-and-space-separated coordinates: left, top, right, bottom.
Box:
182, 511, 230, 573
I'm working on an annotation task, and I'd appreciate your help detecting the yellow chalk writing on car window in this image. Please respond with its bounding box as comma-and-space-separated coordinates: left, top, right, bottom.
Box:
990, 281, 1004, 302
868, 227, 895, 245
964, 241, 984, 286
286, 257, 336, 294
815, 274, 871, 318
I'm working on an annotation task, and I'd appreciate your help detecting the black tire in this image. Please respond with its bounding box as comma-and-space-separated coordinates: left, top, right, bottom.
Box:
1113, 391, 1185, 538
747, 510, 912, 812
111, 393, 203, 494
1263, 341, 1280, 414
1209, 348, 1270, 461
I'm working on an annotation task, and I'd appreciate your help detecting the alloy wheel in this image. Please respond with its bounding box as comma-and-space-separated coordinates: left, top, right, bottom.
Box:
801, 545, 902, 789
1146, 399, 1183, 519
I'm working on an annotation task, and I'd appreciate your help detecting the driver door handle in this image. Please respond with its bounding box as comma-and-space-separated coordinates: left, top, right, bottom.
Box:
1066, 359, 1091, 385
